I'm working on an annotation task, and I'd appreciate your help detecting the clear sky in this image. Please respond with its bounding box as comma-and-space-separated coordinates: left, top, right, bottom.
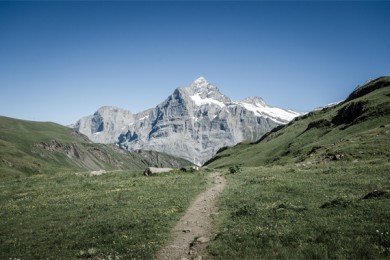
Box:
1, 1, 389, 126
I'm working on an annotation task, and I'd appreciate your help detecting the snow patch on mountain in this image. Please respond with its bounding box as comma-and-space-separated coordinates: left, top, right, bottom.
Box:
239, 97, 301, 124
190, 93, 226, 108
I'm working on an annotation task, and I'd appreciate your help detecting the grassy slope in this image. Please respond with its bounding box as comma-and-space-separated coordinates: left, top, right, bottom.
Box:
0, 170, 210, 259
208, 163, 390, 259
0, 116, 190, 177
0, 117, 202, 259
206, 76, 390, 168
205, 77, 390, 259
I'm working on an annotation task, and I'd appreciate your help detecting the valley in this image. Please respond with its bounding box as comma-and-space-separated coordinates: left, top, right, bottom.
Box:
2, 0, 389, 258
0, 76, 389, 259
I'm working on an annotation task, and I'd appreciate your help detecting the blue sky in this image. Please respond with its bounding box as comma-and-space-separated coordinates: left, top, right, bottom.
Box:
0, 1, 389, 125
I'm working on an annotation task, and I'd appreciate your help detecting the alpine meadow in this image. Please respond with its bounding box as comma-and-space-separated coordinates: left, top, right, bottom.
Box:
1, 1, 390, 259
1, 77, 389, 259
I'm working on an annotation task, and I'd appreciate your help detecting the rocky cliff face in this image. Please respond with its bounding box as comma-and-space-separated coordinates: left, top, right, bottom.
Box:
74, 106, 134, 144
74, 77, 301, 165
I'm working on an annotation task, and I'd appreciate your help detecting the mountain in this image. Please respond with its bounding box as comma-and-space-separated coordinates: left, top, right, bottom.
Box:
74, 77, 301, 165
75, 106, 135, 144
205, 76, 390, 168
0, 116, 191, 178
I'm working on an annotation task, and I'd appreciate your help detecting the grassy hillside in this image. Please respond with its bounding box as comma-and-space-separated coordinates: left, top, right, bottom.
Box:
204, 76, 390, 259
0, 116, 205, 259
206, 76, 390, 168
0, 116, 190, 178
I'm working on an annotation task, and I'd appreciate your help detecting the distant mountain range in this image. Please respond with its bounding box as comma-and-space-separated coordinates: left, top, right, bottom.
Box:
74, 77, 301, 165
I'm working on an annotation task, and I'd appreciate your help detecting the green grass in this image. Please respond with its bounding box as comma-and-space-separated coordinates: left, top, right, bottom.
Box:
0, 116, 191, 178
1, 77, 389, 259
207, 162, 390, 259
205, 77, 390, 258
0, 170, 209, 259
206, 77, 390, 168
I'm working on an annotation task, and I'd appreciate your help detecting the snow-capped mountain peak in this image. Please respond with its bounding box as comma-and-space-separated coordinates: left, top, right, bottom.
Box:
191, 76, 209, 89
189, 77, 220, 95
186, 77, 231, 107
74, 77, 302, 165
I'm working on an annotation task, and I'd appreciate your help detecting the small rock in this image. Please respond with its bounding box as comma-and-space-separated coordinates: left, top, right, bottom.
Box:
90, 170, 106, 176
2, 159, 13, 167
196, 237, 210, 243
182, 229, 191, 233
333, 154, 342, 160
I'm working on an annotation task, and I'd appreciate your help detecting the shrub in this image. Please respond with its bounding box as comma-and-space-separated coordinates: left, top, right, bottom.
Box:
228, 165, 241, 174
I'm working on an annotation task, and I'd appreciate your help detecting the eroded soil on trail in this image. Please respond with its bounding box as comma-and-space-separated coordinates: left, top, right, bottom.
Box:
155, 172, 226, 260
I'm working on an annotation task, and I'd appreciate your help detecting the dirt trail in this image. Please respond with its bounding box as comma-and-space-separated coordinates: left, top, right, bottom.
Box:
155, 172, 226, 260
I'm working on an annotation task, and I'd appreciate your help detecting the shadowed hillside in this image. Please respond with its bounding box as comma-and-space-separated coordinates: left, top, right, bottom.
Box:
206, 76, 390, 168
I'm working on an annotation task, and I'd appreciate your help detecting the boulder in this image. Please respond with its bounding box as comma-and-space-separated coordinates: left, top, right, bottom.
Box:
144, 167, 172, 176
